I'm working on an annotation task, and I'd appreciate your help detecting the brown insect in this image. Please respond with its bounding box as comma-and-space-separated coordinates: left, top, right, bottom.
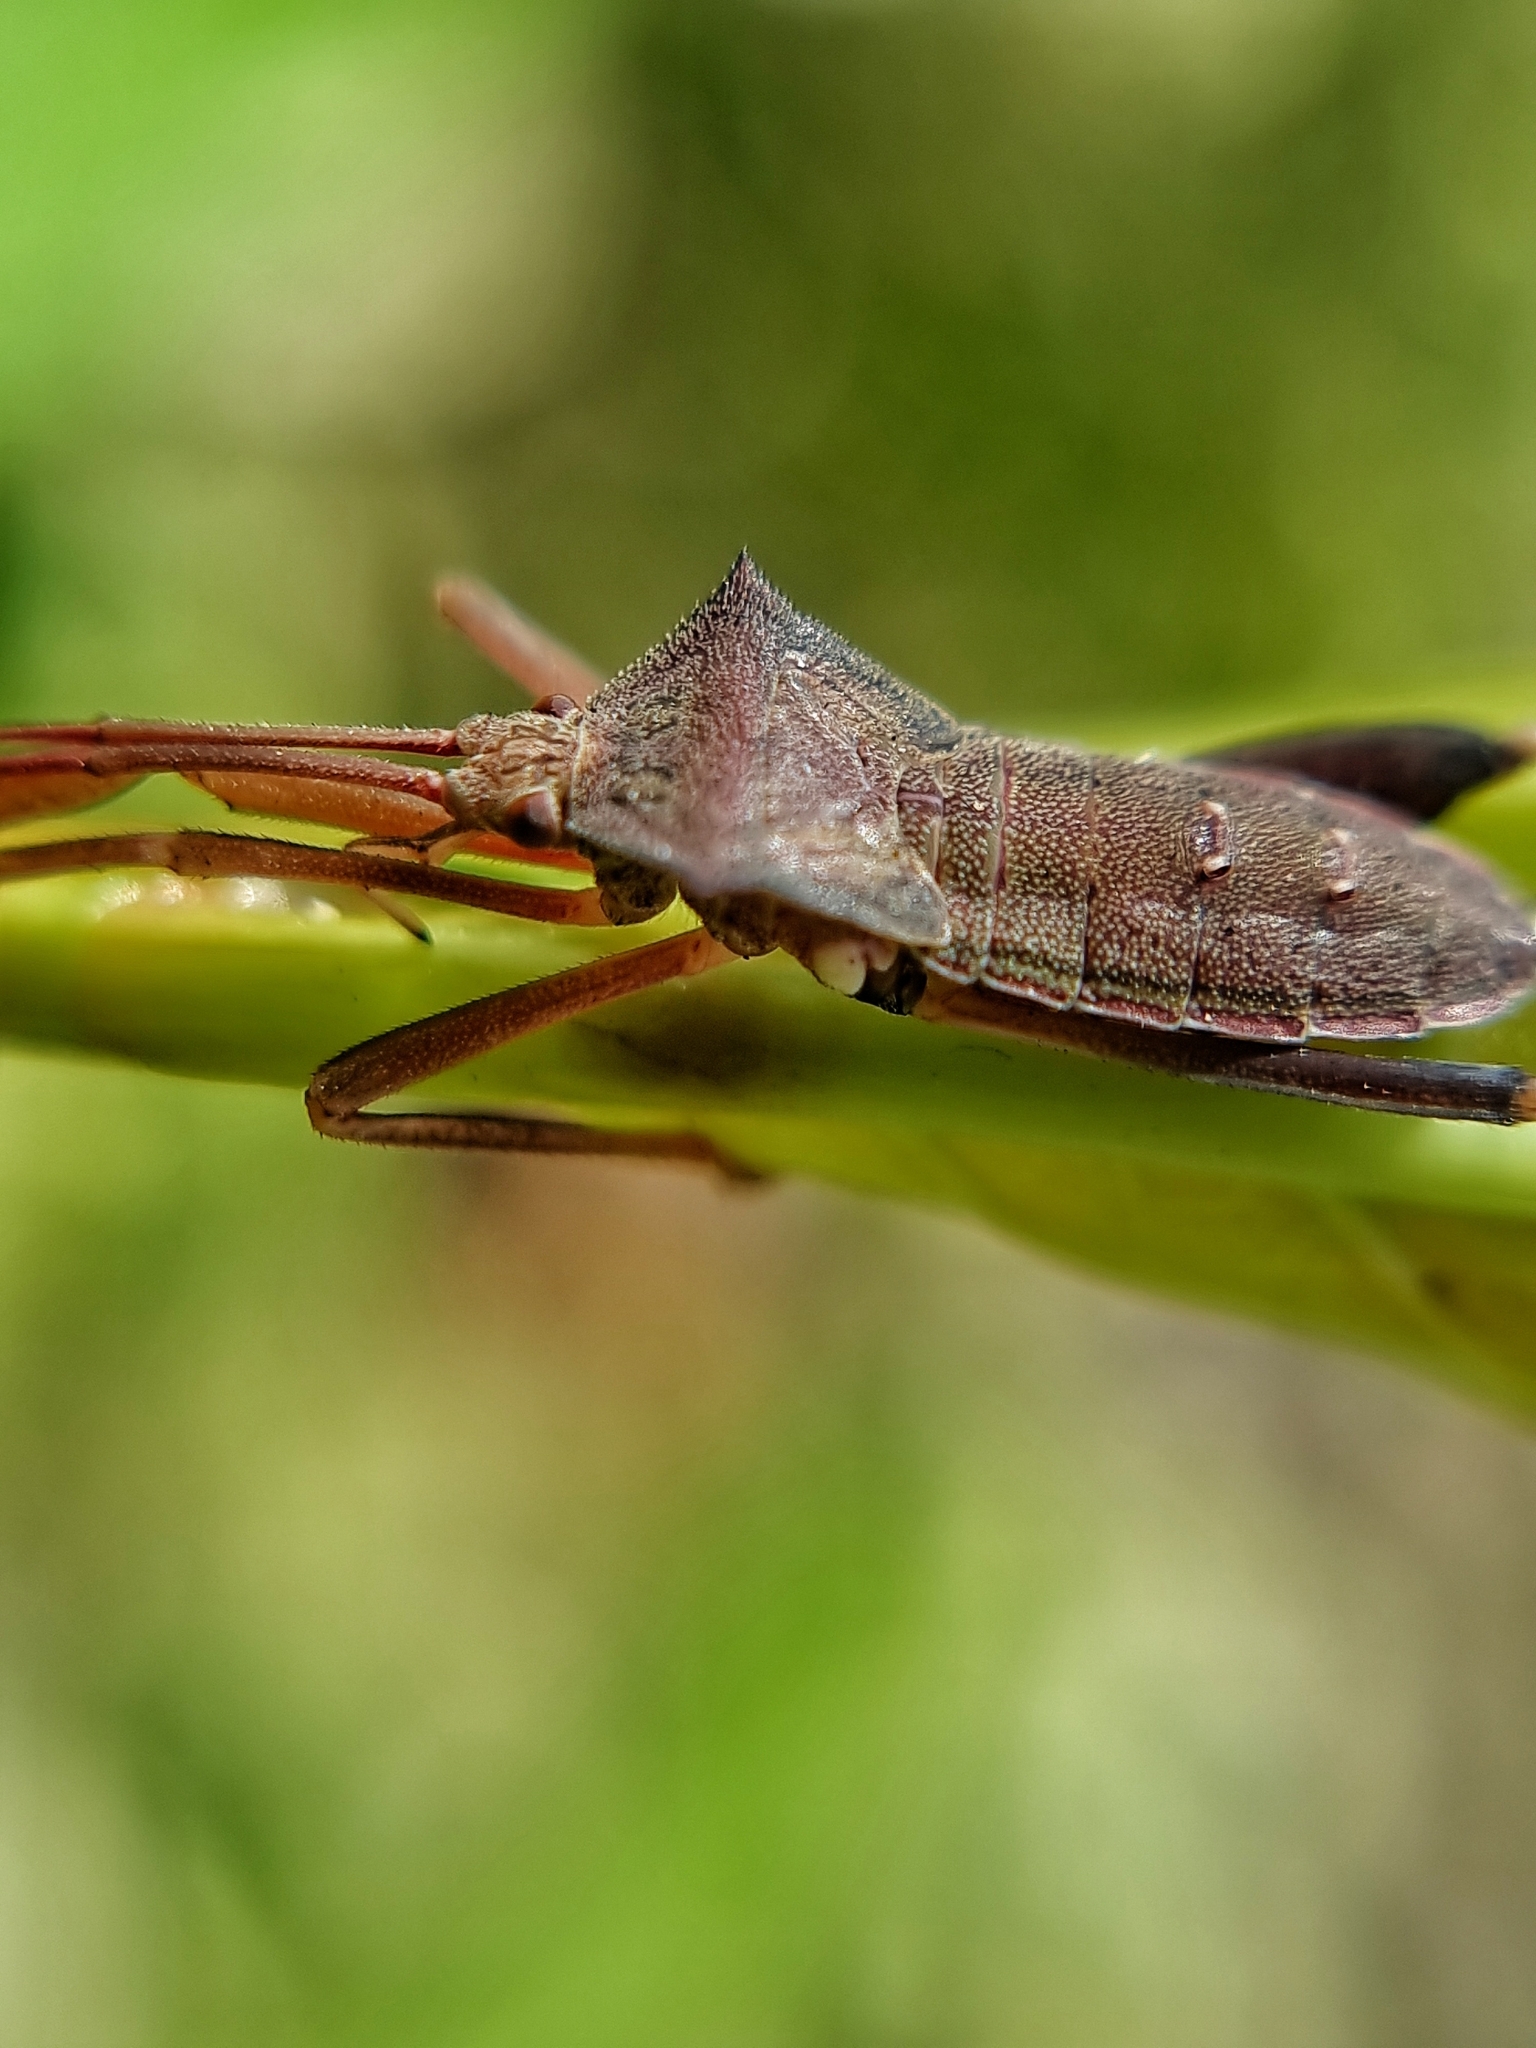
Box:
2, 552, 1534, 1171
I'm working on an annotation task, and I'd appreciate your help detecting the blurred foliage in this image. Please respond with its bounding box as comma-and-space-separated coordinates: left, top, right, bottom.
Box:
6, 1, 1536, 2043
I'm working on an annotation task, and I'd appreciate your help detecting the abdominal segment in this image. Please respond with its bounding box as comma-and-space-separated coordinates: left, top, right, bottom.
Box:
919, 740, 1534, 1043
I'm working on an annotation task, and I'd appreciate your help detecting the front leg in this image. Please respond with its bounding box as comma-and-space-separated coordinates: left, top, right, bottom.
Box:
0, 830, 608, 926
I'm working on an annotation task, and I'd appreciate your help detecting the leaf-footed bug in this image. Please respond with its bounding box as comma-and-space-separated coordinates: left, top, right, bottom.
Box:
3, 552, 1534, 1170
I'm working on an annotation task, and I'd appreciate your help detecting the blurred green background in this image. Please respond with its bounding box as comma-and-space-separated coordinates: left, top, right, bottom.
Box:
5, 0, 1536, 2040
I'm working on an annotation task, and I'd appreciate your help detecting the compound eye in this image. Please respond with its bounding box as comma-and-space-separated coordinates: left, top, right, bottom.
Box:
502, 788, 562, 848
530, 693, 578, 719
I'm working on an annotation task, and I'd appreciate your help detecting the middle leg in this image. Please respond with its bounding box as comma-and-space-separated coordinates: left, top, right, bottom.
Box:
305, 927, 748, 1167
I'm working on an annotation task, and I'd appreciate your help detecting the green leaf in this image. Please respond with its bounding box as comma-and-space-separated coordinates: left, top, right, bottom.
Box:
5, 734, 1536, 1407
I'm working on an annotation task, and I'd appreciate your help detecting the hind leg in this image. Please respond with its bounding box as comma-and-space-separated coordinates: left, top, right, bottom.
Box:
919, 981, 1536, 1124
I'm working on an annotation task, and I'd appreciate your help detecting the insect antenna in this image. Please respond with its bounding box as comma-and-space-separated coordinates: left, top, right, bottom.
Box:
0, 730, 596, 875
0, 719, 464, 755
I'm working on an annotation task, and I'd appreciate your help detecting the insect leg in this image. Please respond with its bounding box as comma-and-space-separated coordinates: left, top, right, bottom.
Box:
0, 731, 463, 839
0, 719, 462, 753
305, 927, 751, 1171
0, 743, 453, 838
919, 981, 1536, 1124
0, 831, 609, 925
1198, 723, 1534, 822
435, 575, 605, 706
0, 767, 145, 824
0, 831, 739, 1163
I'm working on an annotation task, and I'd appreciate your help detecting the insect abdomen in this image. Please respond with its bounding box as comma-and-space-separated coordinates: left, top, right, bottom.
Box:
922, 740, 1534, 1041
980, 739, 1093, 1005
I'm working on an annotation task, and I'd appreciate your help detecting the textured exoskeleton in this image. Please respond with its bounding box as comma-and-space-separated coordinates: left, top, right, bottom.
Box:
3, 551, 1534, 1157
445, 554, 1535, 1045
